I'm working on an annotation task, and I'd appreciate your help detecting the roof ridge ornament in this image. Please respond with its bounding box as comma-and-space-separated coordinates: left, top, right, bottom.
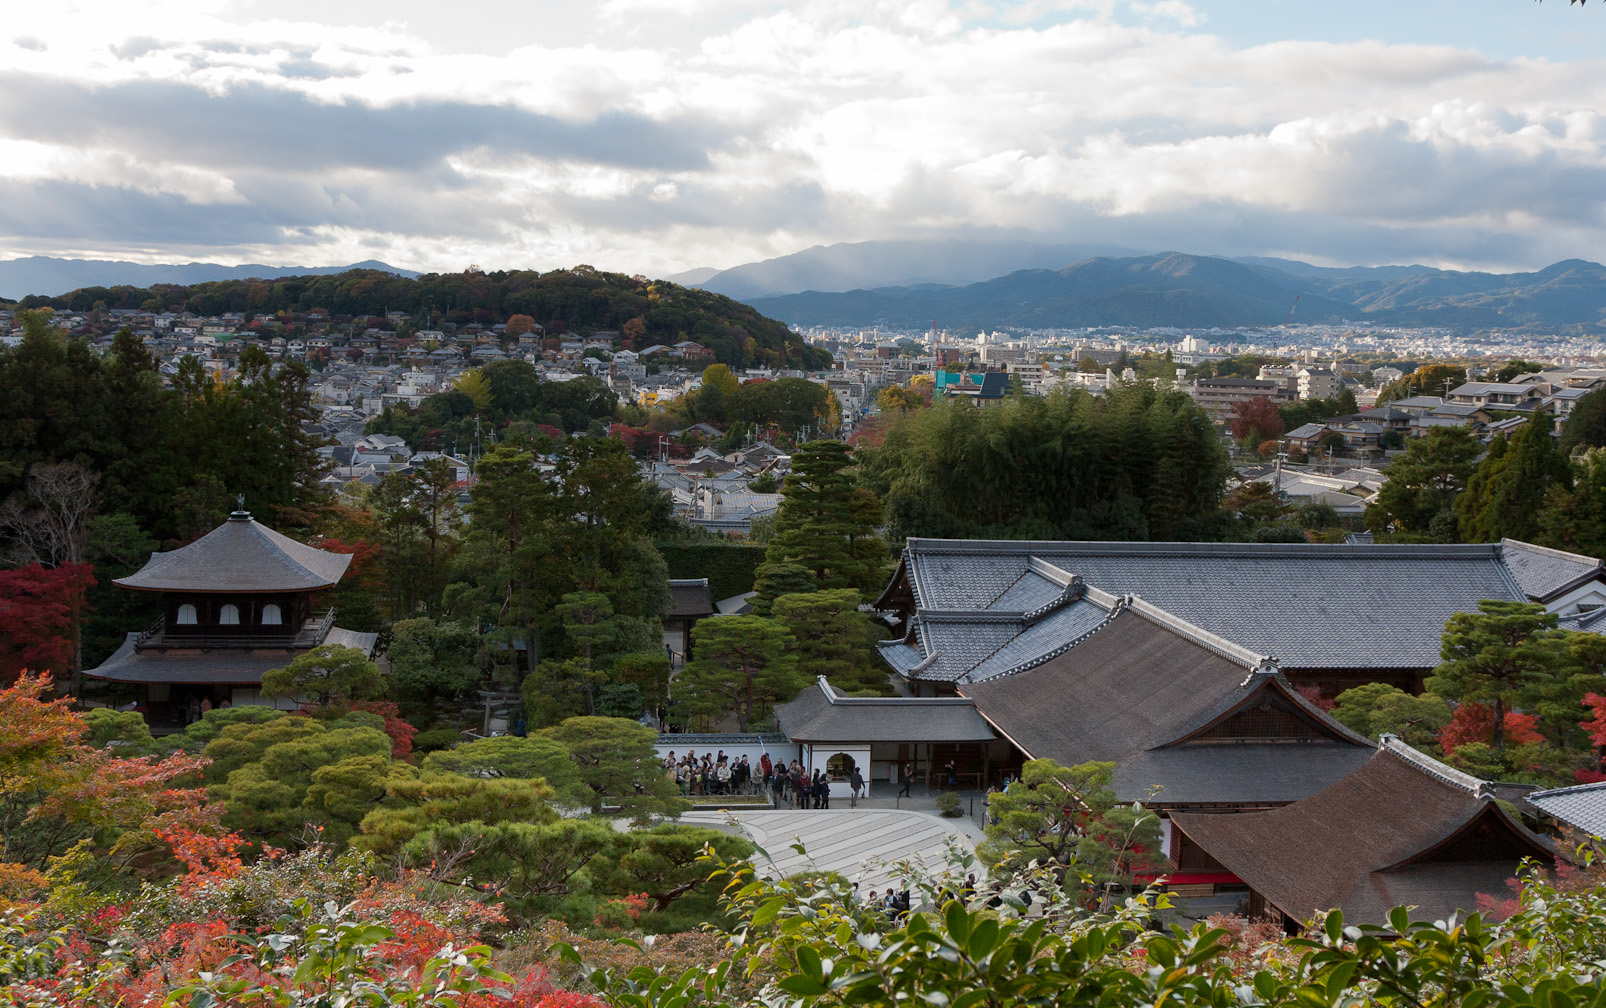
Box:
229, 494, 251, 521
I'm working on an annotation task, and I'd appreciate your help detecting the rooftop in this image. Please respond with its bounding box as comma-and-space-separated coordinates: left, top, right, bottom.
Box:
1171, 739, 1554, 926
116, 510, 353, 593
957, 605, 1375, 805
775, 678, 997, 744
877, 538, 1601, 676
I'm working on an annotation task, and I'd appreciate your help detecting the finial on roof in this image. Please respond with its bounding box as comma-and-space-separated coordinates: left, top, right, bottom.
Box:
229, 494, 251, 521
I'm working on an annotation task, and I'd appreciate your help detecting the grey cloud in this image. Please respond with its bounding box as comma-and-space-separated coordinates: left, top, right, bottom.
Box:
0, 72, 728, 173
0, 179, 290, 246
14, 36, 46, 52
109, 37, 162, 59
278, 59, 361, 79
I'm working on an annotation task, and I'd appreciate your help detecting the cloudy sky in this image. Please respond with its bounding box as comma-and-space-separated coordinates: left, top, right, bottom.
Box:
3, 0, 1606, 276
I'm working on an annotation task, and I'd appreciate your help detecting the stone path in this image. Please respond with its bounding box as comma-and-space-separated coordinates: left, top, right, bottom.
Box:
681, 808, 982, 893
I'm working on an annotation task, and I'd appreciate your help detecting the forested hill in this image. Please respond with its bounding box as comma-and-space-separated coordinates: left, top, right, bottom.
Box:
14, 266, 828, 369
742, 252, 1606, 334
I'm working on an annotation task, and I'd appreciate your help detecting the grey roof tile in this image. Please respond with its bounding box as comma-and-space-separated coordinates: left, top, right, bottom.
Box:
1499, 540, 1603, 601
1528, 782, 1606, 837
775, 680, 995, 743
116, 512, 352, 593
989, 571, 1064, 610
963, 599, 1113, 682
900, 540, 1587, 671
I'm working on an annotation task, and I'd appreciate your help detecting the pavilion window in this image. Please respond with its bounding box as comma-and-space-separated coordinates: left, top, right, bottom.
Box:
260, 603, 283, 626
176, 603, 198, 625
219, 604, 241, 625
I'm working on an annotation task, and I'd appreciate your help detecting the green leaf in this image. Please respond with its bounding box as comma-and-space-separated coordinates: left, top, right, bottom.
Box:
777, 973, 830, 997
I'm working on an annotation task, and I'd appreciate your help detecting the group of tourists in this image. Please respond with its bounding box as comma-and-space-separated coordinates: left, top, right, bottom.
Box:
662, 750, 756, 796
857, 886, 912, 919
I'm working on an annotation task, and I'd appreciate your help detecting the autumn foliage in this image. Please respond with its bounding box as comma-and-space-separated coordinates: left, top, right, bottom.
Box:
1437, 701, 1544, 755
0, 562, 95, 678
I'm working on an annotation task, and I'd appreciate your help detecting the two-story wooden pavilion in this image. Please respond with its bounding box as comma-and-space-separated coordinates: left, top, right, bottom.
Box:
82, 507, 378, 729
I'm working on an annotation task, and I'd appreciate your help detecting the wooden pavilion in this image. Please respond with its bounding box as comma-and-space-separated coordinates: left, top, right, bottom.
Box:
81, 506, 378, 730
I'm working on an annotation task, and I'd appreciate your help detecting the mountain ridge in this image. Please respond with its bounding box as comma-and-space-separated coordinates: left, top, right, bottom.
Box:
0, 256, 420, 301
740, 252, 1606, 333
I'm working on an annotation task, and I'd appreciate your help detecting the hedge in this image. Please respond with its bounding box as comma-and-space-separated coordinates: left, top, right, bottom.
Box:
655, 542, 769, 601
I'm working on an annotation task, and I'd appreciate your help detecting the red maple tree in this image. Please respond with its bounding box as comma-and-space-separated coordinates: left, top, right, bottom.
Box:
1438, 702, 1544, 755
0, 562, 95, 679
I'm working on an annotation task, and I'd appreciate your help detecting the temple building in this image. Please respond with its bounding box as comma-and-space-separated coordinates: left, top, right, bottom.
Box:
1171, 739, 1555, 930
875, 538, 1606, 696
82, 506, 378, 729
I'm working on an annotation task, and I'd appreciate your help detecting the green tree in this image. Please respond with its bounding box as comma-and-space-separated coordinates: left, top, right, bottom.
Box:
1426, 601, 1562, 752
400, 817, 619, 922
354, 772, 557, 857
1560, 387, 1606, 455
301, 754, 419, 847
593, 823, 755, 917
862, 385, 1228, 543
206, 715, 395, 844
384, 617, 481, 714
419, 735, 587, 806
260, 644, 385, 708
370, 458, 461, 618
750, 561, 817, 617
677, 616, 802, 731
1366, 427, 1483, 538
1376, 363, 1466, 405
538, 716, 688, 820
78, 708, 160, 757
1537, 449, 1606, 559
767, 441, 882, 592
771, 589, 888, 695
170, 705, 285, 753
1329, 683, 1453, 749
979, 758, 1163, 905
1457, 414, 1571, 543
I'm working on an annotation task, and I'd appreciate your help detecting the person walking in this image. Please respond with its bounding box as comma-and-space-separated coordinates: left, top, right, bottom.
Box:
897, 760, 914, 798
848, 766, 864, 807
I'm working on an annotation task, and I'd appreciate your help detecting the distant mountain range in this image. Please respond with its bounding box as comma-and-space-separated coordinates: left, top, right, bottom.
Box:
735, 252, 1606, 333
0, 257, 420, 301
671, 239, 1138, 301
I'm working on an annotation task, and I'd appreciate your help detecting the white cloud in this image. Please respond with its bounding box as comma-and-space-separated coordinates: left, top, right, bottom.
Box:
1, 0, 1605, 274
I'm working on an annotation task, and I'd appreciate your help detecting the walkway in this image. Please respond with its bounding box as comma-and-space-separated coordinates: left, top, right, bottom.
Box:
681, 807, 983, 893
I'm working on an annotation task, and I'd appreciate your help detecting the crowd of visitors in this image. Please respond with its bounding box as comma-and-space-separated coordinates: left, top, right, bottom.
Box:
661, 750, 868, 808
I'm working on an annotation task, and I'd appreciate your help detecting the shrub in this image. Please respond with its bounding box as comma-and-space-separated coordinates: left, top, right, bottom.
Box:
934, 792, 963, 817
413, 728, 462, 754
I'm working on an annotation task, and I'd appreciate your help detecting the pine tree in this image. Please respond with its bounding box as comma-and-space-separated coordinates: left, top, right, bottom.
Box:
1426, 601, 1561, 753
1457, 414, 1571, 543
1367, 427, 1482, 537
766, 441, 881, 591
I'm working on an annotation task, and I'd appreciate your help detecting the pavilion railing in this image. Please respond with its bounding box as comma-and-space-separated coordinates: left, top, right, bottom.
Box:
134, 608, 337, 650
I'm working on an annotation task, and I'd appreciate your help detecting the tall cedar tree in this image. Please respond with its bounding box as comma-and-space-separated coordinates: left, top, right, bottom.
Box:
1457, 413, 1572, 543
368, 457, 461, 618
1560, 387, 1606, 455
1366, 427, 1483, 538
766, 441, 882, 593
1426, 601, 1561, 753
1538, 449, 1606, 558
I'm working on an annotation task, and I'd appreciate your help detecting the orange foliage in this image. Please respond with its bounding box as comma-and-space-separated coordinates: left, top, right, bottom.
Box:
1437, 702, 1544, 754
